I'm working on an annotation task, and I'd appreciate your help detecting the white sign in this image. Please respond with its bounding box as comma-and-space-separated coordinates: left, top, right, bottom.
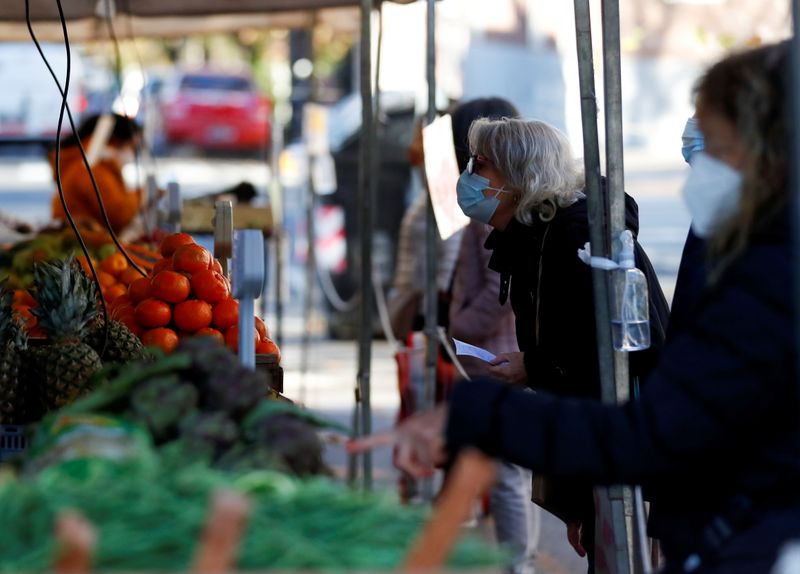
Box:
422, 114, 470, 240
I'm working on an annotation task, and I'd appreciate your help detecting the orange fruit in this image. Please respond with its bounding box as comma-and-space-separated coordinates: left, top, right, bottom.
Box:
256, 337, 281, 362
14, 290, 37, 307
152, 257, 173, 275
141, 327, 179, 353
128, 277, 151, 303
134, 298, 172, 328
173, 299, 213, 332
111, 294, 132, 309
118, 314, 142, 337
13, 305, 36, 329
104, 284, 128, 303
76, 255, 95, 276
118, 267, 143, 286
150, 271, 191, 304
254, 316, 269, 340
96, 271, 117, 288
100, 252, 128, 277
212, 298, 239, 330
224, 324, 259, 353
111, 302, 135, 322
159, 233, 196, 257
194, 327, 225, 345
209, 259, 224, 274
190, 269, 230, 304
172, 244, 212, 275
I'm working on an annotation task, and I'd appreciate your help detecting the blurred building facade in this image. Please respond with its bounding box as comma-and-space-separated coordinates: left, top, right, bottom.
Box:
376, 0, 791, 159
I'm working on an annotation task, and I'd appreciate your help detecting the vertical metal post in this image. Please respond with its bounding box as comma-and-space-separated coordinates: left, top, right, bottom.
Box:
601, 0, 636, 572
574, 3, 630, 570
791, 0, 800, 419
421, 0, 438, 503
356, 0, 375, 490
300, 173, 316, 404
213, 200, 233, 278
573, 0, 614, 405
269, 109, 285, 348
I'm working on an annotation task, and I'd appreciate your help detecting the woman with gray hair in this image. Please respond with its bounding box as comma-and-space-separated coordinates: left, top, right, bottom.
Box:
457, 117, 668, 571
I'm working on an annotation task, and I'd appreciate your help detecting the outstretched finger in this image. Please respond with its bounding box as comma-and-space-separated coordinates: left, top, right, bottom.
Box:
346, 430, 397, 454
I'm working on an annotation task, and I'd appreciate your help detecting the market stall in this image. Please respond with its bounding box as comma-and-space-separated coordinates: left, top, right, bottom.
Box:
0, 1, 506, 571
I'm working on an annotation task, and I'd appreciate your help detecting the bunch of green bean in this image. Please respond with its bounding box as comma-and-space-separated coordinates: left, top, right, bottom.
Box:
0, 458, 502, 572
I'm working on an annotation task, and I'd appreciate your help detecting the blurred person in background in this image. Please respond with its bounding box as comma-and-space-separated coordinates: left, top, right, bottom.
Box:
386, 115, 462, 503
457, 116, 667, 572
448, 97, 539, 574
50, 113, 144, 235
353, 40, 800, 574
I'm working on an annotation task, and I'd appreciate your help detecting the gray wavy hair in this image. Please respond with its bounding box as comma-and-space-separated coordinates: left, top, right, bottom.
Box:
468, 118, 584, 224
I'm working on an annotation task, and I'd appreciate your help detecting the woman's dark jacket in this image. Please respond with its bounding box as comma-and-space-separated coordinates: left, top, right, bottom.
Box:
485, 195, 669, 399
448, 213, 800, 571
483, 194, 668, 523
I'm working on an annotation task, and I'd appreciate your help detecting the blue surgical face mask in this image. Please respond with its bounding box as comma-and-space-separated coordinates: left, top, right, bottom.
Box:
681, 117, 705, 164
456, 170, 508, 224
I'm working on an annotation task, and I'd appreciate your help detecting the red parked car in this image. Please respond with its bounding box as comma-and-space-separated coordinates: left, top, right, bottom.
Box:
160, 70, 271, 152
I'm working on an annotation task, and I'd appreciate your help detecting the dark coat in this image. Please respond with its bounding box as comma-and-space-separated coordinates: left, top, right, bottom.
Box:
485, 195, 669, 399
483, 194, 669, 524
447, 213, 800, 572
667, 229, 707, 343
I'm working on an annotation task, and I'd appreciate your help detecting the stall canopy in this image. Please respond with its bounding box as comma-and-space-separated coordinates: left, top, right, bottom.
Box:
0, 0, 415, 40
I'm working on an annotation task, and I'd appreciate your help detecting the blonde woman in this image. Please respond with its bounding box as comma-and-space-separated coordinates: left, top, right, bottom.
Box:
456, 117, 667, 570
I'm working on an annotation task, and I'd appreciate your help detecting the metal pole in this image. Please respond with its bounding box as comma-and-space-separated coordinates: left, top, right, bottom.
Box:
601, 0, 636, 572
268, 108, 285, 348
573, 0, 614, 406
574, 3, 633, 570
420, 0, 438, 504
791, 0, 800, 424
355, 0, 375, 490
300, 173, 316, 404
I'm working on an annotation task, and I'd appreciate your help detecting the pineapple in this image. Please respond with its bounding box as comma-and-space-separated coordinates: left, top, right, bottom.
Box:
85, 317, 146, 365
0, 281, 28, 424
29, 257, 102, 411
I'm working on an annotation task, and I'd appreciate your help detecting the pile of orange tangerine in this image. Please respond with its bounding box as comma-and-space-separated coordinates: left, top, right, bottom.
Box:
110, 233, 280, 359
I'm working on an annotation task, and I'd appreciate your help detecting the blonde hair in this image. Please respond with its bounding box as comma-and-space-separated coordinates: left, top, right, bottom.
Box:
467, 118, 584, 224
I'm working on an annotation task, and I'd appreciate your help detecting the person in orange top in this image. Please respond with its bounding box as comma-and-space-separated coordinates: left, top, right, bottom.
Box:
50, 113, 143, 234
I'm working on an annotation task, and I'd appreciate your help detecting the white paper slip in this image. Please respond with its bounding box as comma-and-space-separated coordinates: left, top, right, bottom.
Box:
453, 338, 499, 364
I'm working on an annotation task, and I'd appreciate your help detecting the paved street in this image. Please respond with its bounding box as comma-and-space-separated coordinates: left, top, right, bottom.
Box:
0, 151, 689, 574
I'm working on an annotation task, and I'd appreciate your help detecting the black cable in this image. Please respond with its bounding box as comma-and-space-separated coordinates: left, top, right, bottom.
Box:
25, 0, 109, 352
24, 1, 147, 278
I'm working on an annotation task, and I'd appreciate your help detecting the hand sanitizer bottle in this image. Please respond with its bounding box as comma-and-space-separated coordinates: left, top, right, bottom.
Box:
611, 230, 650, 351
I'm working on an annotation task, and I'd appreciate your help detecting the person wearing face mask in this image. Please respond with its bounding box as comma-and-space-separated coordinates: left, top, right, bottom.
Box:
456, 117, 669, 572
351, 41, 800, 574
385, 115, 463, 504
447, 97, 540, 574
668, 116, 709, 342
50, 113, 144, 234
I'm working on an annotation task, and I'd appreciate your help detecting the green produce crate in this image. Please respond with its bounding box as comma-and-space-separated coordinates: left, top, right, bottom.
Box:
0, 424, 25, 462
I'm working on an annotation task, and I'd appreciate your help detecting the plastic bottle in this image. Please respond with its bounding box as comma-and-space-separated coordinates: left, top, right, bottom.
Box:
611, 230, 650, 351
